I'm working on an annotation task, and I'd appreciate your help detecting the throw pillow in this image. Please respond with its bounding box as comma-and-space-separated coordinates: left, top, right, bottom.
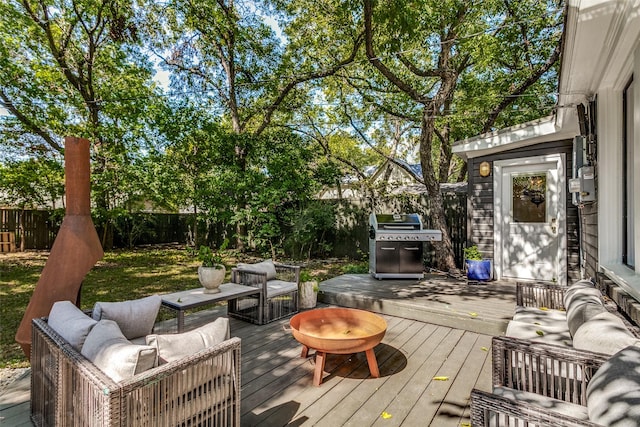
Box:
48, 301, 97, 351
563, 281, 602, 309
587, 345, 640, 426
81, 319, 157, 383
572, 312, 640, 355
146, 317, 230, 364
566, 300, 607, 337
237, 260, 277, 281
92, 295, 161, 339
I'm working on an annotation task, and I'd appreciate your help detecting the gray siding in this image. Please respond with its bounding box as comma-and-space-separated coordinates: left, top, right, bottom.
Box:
466, 139, 580, 281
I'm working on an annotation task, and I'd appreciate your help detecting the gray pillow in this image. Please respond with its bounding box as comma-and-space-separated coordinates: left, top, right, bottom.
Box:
587, 345, 640, 426
573, 312, 640, 355
566, 300, 607, 337
81, 320, 157, 383
48, 301, 97, 351
92, 295, 161, 339
237, 260, 277, 280
146, 317, 230, 364
563, 283, 602, 310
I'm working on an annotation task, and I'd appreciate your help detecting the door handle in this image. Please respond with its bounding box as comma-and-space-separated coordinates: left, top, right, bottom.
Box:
403, 247, 420, 251
380, 247, 396, 250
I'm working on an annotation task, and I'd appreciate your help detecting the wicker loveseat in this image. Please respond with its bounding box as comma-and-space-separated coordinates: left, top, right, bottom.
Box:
506, 280, 640, 354
30, 298, 241, 427
470, 335, 640, 426
228, 260, 300, 325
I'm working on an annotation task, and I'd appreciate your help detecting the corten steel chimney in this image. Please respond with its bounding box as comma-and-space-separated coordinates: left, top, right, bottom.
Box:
16, 137, 103, 359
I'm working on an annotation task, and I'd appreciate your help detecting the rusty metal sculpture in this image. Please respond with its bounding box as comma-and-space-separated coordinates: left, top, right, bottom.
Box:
15, 137, 104, 359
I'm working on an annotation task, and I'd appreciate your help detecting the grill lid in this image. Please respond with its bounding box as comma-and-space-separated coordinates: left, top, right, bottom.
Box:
371, 213, 422, 230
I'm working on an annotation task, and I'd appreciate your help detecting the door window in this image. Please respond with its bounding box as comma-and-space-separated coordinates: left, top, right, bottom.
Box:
512, 173, 547, 223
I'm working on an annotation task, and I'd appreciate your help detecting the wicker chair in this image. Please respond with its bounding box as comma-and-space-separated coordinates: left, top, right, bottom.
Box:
30, 317, 241, 427
470, 335, 609, 426
228, 263, 300, 324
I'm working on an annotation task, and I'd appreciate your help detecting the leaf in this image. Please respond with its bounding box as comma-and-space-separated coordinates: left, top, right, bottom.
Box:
433, 376, 449, 381
469, 312, 478, 317
539, 307, 549, 311
461, 423, 471, 427
536, 330, 545, 336
480, 346, 488, 352
381, 411, 392, 419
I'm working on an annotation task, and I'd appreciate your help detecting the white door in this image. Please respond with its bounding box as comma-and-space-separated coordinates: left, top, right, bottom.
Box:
494, 154, 566, 285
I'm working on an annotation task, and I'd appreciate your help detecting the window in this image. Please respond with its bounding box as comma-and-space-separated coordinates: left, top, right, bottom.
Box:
512, 173, 547, 223
623, 78, 635, 268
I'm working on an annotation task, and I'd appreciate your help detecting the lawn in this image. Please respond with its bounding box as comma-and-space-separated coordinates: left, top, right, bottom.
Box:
0, 246, 363, 369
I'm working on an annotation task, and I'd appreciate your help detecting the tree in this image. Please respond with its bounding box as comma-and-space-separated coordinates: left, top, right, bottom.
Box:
331, 0, 563, 270
0, 0, 165, 247
0, 158, 64, 251
140, 0, 364, 248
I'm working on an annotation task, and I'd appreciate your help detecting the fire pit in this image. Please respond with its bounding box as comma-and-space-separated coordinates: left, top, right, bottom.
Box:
289, 307, 387, 386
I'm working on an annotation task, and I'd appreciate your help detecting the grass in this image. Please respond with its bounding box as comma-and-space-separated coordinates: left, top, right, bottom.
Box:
0, 246, 364, 369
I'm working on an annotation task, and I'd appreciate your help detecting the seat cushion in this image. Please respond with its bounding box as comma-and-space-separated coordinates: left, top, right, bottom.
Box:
146, 317, 230, 364
266, 280, 298, 298
512, 306, 567, 327
572, 312, 640, 355
237, 260, 277, 280
48, 301, 97, 351
92, 295, 161, 339
81, 319, 157, 382
493, 386, 589, 421
587, 345, 640, 426
505, 320, 572, 348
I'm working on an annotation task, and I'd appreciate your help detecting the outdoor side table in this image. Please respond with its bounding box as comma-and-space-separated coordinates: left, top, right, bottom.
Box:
161, 283, 261, 332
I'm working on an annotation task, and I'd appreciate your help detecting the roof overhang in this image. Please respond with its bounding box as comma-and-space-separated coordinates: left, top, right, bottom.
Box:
453, 112, 579, 160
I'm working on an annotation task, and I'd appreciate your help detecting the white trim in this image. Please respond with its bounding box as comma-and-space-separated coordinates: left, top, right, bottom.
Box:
494, 153, 567, 285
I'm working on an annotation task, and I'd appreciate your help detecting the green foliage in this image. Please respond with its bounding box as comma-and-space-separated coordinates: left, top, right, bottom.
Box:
286, 201, 336, 260
194, 239, 229, 268
463, 245, 483, 261
342, 262, 369, 274
0, 158, 64, 209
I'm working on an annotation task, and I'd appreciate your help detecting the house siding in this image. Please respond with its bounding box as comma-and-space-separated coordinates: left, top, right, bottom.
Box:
466, 138, 580, 282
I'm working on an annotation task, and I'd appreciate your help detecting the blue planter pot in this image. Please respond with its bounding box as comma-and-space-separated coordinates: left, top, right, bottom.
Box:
465, 259, 492, 281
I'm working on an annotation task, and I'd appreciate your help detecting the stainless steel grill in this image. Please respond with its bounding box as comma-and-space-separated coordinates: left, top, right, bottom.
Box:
368, 213, 442, 279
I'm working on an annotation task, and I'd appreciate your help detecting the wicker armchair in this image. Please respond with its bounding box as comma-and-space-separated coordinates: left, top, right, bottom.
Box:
228, 262, 300, 324
31, 317, 241, 427
470, 336, 609, 426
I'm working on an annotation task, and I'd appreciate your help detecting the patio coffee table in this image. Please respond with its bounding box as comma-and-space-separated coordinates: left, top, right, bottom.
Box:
161, 283, 260, 332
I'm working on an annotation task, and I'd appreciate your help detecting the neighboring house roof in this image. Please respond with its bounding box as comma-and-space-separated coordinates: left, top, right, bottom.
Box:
390, 182, 468, 196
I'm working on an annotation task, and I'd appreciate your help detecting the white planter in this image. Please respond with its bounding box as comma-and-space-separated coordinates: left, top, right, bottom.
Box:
198, 265, 226, 293
298, 281, 318, 309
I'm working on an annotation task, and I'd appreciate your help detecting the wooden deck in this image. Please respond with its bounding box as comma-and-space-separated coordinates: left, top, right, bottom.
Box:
0, 273, 516, 426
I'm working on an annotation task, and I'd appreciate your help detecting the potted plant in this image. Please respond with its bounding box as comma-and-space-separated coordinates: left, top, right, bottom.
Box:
195, 239, 228, 293
298, 271, 319, 309
464, 245, 492, 281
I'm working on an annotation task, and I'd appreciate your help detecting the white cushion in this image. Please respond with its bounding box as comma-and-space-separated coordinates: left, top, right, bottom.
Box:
587, 345, 640, 426
266, 280, 298, 298
512, 306, 567, 327
48, 301, 97, 351
92, 295, 161, 339
505, 320, 572, 348
81, 320, 157, 382
566, 300, 607, 337
572, 312, 640, 355
237, 260, 277, 280
146, 317, 230, 364
563, 282, 602, 310
493, 386, 589, 421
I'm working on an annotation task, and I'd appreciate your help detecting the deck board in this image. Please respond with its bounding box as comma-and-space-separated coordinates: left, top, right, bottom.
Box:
0, 273, 516, 426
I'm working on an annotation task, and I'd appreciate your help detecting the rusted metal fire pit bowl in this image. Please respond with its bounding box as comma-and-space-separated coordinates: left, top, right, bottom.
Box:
290, 307, 387, 386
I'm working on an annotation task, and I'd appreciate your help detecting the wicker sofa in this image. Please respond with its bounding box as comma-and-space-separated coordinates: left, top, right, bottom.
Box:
505, 280, 640, 354
470, 335, 640, 426
30, 298, 241, 427
228, 260, 300, 325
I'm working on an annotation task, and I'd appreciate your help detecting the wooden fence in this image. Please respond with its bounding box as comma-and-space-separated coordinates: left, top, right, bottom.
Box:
0, 194, 467, 266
